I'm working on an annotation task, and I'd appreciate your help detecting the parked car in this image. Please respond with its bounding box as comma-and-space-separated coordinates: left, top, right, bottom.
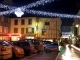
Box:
42, 41, 51, 48
44, 42, 58, 52
20, 39, 44, 53
0, 40, 12, 59
11, 42, 24, 58
33, 40, 44, 53
1, 40, 24, 58
13, 41, 37, 56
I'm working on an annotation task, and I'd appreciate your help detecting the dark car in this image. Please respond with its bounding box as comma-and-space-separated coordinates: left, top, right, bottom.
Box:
11, 42, 24, 58
20, 39, 44, 53
42, 41, 51, 48
12, 41, 37, 56
44, 42, 58, 52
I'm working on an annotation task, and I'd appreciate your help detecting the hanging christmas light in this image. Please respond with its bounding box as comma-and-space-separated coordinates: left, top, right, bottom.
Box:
0, 4, 15, 10
0, 0, 80, 19
0, 0, 54, 17
0, 8, 80, 18
14, 8, 24, 17
0, 0, 54, 10
24, 9, 80, 18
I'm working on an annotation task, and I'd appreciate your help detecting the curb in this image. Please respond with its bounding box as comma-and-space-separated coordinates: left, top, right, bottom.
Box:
55, 52, 60, 60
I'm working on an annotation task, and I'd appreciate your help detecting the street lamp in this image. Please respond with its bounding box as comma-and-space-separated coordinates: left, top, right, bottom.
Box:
75, 24, 79, 28
35, 22, 38, 39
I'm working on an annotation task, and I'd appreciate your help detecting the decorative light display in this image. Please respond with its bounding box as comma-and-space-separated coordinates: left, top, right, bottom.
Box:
0, 8, 80, 18
0, 0, 80, 19
24, 9, 80, 18
14, 8, 24, 17
0, 0, 54, 17
0, 4, 16, 10
0, 0, 54, 10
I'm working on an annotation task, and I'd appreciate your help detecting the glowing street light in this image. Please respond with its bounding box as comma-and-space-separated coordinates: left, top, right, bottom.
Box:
75, 24, 79, 28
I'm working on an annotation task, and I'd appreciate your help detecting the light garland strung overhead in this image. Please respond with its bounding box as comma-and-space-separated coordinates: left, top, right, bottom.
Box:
0, 0, 54, 10
0, 8, 80, 18
0, 0, 54, 17
0, 4, 16, 10
24, 9, 80, 18
0, 0, 80, 19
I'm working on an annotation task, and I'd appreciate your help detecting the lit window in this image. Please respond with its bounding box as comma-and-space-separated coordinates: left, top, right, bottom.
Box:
26, 28, 34, 33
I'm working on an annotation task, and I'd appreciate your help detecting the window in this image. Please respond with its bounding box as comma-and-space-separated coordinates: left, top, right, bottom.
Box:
14, 28, 18, 33
21, 19, 25, 25
21, 28, 24, 34
32, 28, 34, 33
26, 28, 34, 33
42, 29, 46, 35
1, 16, 4, 22
28, 19, 32, 25
4, 16, 8, 22
14, 19, 18, 25
45, 22, 49, 25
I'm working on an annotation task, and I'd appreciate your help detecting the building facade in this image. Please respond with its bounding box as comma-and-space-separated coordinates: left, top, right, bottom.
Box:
74, 10, 80, 36
10, 17, 61, 41
0, 16, 10, 40
71, 10, 80, 46
0, 0, 13, 40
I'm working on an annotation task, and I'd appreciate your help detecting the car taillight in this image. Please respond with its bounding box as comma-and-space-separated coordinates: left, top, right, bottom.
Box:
1, 47, 6, 51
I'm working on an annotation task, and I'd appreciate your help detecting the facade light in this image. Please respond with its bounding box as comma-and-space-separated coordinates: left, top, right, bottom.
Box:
75, 24, 79, 28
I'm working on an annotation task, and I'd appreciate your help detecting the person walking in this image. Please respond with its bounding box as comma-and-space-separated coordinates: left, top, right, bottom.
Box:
55, 42, 66, 60
59, 42, 66, 55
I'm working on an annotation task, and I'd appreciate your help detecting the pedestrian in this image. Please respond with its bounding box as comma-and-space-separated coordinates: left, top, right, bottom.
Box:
59, 42, 66, 56
55, 42, 66, 60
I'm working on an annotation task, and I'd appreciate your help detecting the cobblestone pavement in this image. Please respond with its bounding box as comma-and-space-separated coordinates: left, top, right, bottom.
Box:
23, 51, 58, 60
6, 50, 58, 60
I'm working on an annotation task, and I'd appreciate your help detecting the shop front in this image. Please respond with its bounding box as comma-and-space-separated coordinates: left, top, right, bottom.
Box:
0, 33, 10, 41
10, 33, 21, 41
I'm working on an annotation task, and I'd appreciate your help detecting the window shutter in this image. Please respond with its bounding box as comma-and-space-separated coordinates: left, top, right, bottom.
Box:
26, 28, 28, 33
32, 28, 34, 33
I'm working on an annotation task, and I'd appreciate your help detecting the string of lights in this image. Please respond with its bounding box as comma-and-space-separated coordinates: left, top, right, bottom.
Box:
0, 0, 54, 10
0, 8, 80, 18
0, 4, 16, 10
0, 0, 80, 18
24, 9, 80, 18
0, 0, 54, 17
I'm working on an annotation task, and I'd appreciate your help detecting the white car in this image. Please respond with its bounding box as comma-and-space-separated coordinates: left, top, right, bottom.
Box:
0, 40, 12, 59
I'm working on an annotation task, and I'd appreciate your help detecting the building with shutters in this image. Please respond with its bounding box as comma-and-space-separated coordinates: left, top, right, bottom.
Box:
10, 17, 61, 41
0, 0, 13, 40
71, 10, 80, 45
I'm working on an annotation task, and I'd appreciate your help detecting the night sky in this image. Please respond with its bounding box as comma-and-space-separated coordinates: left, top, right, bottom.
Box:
0, 0, 80, 26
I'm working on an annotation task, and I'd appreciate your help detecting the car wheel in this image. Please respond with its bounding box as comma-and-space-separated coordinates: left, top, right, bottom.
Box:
12, 52, 16, 58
